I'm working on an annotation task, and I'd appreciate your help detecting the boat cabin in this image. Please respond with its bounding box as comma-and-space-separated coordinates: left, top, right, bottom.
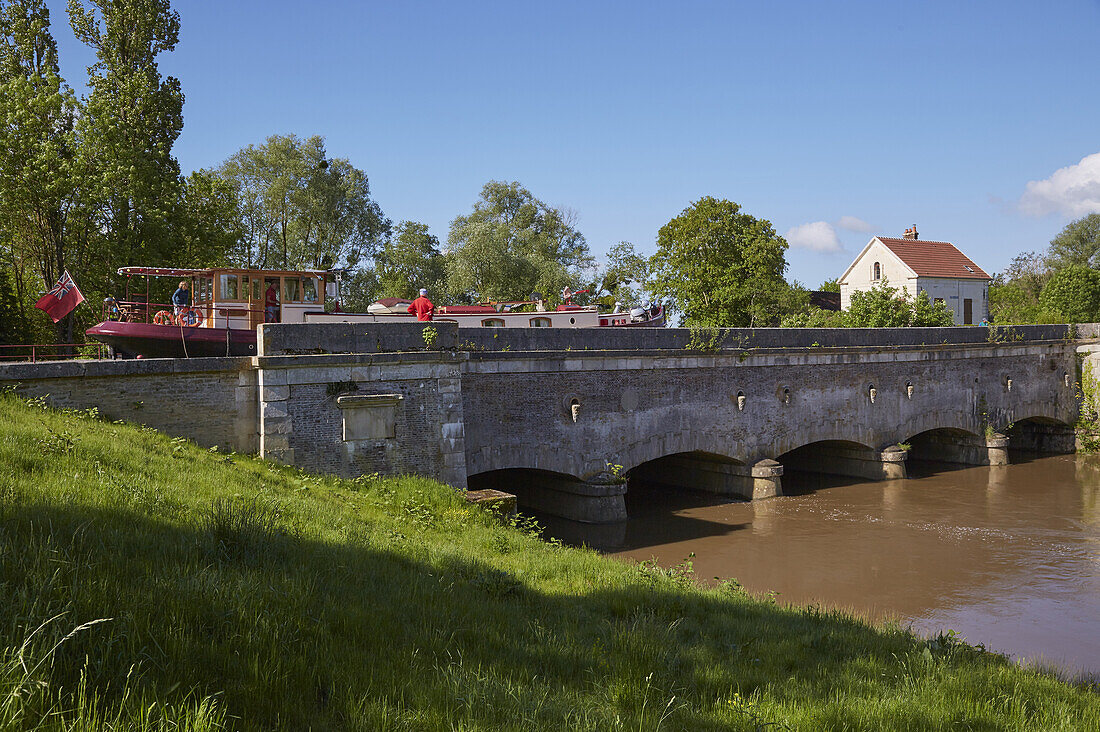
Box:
112, 267, 330, 329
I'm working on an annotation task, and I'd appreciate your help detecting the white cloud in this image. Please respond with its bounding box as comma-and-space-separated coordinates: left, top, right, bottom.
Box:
1018, 152, 1100, 217
836, 215, 875, 232
784, 221, 843, 253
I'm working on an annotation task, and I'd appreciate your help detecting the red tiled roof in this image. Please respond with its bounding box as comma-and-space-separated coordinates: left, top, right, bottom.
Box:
876, 237, 991, 280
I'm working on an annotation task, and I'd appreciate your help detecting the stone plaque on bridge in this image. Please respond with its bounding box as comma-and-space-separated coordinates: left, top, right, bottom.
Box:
337, 394, 404, 441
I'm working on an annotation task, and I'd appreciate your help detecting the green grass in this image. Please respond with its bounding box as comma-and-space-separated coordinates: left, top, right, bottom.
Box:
1, 393, 1098, 730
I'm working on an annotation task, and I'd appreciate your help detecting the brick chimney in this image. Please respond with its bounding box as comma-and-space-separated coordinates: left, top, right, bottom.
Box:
903, 225, 919, 241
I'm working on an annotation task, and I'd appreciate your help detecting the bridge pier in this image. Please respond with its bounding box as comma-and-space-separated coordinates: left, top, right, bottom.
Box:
911, 432, 1010, 466
783, 444, 908, 481
631, 455, 783, 500
505, 471, 628, 524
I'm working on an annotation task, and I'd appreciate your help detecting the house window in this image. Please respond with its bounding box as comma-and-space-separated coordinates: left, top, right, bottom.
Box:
530, 317, 552, 327
482, 318, 505, 327
872, 262, 881, 281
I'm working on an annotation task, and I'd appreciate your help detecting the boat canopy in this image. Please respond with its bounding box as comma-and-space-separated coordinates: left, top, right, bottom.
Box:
117, 266, 331, 278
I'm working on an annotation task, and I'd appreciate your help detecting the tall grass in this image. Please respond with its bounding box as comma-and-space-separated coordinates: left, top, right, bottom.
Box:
1, 391, 1098, 730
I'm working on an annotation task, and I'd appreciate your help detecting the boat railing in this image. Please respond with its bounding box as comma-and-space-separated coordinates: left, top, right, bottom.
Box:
0, 342, 108, 363
104, 299, 272, 327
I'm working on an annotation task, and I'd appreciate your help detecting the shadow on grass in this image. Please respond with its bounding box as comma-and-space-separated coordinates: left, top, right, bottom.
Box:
0, 496, 1083, 731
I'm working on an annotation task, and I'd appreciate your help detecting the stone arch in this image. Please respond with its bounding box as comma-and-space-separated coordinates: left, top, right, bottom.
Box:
1004, 415, 1076, 455
777, 438, 904, 484
466, 467, 627, 524
617, 431, 747, 474
626, 450, 750, 500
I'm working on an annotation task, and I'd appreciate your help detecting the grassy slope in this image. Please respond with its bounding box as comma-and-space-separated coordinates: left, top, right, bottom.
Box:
1, 394, 1098, 731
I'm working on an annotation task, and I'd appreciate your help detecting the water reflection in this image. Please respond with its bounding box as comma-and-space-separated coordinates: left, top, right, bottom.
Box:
535, 454, 1100, 676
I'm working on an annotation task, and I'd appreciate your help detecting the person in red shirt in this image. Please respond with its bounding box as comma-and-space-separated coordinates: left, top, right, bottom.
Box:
265, 281, 279, 322
408, 288, 434, 321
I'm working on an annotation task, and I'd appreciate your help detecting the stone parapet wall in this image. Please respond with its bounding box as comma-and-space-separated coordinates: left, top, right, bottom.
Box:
255, 321, 1072, 356
0, 357, 256, 452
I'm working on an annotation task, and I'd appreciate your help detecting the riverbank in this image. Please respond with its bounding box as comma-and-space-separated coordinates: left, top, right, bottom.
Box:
2, 393, 1098, 730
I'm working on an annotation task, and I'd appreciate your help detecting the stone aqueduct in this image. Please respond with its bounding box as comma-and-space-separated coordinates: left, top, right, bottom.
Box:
1, 322, 1088, 523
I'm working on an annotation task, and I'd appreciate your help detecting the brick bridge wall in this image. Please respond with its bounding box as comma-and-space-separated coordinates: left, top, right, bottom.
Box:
0, 357, 257, 452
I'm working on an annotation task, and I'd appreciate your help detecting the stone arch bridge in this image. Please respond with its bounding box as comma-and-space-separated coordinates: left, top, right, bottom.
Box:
1, 322, 1084, 523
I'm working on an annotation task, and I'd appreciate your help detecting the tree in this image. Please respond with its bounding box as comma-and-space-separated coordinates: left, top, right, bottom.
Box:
446, 181, 593, 302
844, 278, 954, 327
591, 241, 649, 308
171, 170, 244, 268
648, 197, 789, 327
1046, 214, 1100, 271
69, 0, 185, 279
372, 221, 447, 300
817, 278, 840, 293
215, 134, 389, 270
0, 0, 86, 343
1039, 265, 1100, 323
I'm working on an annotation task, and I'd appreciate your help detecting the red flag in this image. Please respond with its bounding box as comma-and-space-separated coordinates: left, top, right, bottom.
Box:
34, 270, 85, 323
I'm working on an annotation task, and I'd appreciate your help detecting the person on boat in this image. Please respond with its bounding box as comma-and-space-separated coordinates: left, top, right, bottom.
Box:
265, 281, 279, 323
171, 281, 191, 315
408, 288, 434, 321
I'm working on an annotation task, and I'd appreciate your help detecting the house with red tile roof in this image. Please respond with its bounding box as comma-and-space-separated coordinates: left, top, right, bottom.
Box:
838, 226, 991, 325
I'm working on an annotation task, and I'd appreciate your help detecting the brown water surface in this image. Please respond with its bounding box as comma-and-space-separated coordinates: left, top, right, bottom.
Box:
537, 454, 1100, 676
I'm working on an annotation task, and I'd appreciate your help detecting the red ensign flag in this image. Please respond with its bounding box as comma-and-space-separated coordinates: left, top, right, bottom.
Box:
34, 270, 85, 323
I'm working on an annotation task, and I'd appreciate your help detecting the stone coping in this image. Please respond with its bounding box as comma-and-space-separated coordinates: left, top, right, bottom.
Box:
0, 356, 251, 380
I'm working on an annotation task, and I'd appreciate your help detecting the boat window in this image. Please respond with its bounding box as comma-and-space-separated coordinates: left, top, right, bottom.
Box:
482, 318, 505, 327
196, 277, 212, 304
284, 277, 301, 302
302, 278, 318, 303
530, 317, 552, 327
220, 274, 240, 301
250, 277, 262, 301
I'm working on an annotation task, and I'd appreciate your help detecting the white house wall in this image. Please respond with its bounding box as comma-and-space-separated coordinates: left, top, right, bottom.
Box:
913, 277, 989, 325
839, 240, 917, 309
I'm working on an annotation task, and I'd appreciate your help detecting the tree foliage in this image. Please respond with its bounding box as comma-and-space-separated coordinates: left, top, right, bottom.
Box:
1045, 214, 1100, 271
1038, 265, 1100, 323
0, 0, 85, 342
69, 0, 184, 278
372, 221, 447, 300
648, 197, 789, 327
215, 134, 389, 270
446, 181, 592, 302
590, 241, 649, 308
846, 278, 954, 327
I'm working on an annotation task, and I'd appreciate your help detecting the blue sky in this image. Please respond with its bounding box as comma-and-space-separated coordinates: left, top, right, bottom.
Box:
45, 0, 1100, 287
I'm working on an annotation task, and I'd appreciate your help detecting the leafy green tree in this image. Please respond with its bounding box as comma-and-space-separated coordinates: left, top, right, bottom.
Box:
845, 277, 911, 327
446, 180, 593, 302
909, 289, 955, 326
817, 278, 840, 293
215, 134, 389, 270
1039, 265, 1100, 323
1046, 214, 1100, 271
843, 277, 953, 327
171, 170, 244, 268
0, 0, 87, 342
648, 197, 789, 327
590, 241, 650, 308
69, 0, 185, 278
372, 221, 447, 300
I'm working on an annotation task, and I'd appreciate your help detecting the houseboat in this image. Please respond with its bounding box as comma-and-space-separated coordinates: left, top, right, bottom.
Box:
86, 266, 664, 358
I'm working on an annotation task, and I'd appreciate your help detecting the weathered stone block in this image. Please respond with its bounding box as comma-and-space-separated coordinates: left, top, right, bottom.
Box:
262, 385, 290, 402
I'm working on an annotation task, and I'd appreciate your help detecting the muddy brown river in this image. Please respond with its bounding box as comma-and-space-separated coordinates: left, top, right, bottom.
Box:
537, 454, 1100, 677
